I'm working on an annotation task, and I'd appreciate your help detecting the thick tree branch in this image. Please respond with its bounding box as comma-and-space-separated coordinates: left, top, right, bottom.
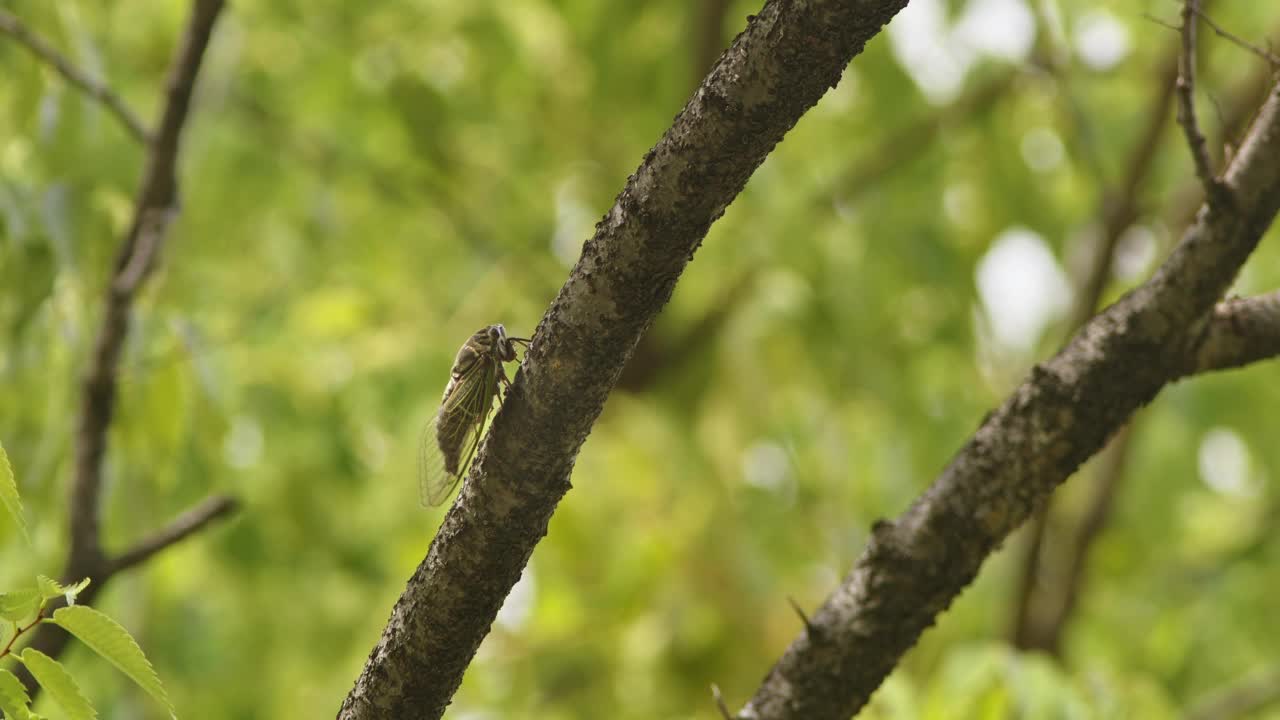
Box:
737, 79, 1280, 720
338, 1, 913, 717
108, 495, 240, 575
14, 0, 228, 696
1010, 40, 1182, 653
0, 9, 151, 144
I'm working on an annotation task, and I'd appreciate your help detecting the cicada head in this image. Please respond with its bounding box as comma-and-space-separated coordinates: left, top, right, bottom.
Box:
488, 323, 521, 362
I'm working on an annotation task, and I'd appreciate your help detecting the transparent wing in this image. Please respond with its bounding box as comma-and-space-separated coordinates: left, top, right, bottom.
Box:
418, 358, 499, 507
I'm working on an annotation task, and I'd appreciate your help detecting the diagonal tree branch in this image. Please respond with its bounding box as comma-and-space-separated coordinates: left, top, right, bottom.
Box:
737, 79, 1280, 719
13, 0, 230, 697
1010, 36, 1183, 654
108, 494, 241, 575
0, 9, 151, 144
338, 1, 914, 717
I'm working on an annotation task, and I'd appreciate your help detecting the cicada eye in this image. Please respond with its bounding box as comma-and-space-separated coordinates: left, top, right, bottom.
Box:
490, 324, 506, 345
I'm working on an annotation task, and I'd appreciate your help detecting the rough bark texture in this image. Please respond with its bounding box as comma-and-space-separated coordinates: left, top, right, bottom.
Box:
337, 1, 910, 717
737, 80, 1280, 720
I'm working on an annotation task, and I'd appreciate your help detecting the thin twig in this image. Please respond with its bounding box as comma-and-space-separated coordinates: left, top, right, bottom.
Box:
1176, 0, 1231, 207
787, 596, 817, 638
1190, 6, 1280, 68
109, 495, 240, 575
711, 684, 735, 720
0, 9, 151, 144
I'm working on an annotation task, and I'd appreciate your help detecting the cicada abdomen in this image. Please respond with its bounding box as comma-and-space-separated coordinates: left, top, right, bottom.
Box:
419, 324, 529, 506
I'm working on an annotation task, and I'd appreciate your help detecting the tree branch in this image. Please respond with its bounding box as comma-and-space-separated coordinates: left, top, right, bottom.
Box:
737, 79, 1280, 719
1177, 0, 1231, 207
337, 1, 914, 717
1184, 291, 1280, 375
14, 0, 228, 697
108, 495, 240, 575
1011, 38, 1182, 654
0, 9, 151, 144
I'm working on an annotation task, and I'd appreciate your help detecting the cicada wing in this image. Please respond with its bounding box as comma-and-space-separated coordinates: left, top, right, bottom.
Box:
418, 415, 462, 507
418, 357, 499, 507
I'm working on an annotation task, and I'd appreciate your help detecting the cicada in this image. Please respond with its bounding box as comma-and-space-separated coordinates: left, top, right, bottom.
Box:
419, 323, 529, 506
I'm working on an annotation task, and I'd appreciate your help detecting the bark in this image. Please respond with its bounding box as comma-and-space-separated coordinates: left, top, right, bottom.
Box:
737, 80, 1280, 719
337, 1, 911, 717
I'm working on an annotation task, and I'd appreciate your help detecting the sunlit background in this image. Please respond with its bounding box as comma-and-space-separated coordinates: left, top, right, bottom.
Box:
2, 0, 1278, 717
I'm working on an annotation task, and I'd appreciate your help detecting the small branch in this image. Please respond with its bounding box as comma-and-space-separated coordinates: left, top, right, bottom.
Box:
787, 596, 817, 638
1184, 291, 1280, 376
1176, 0, 1230, 208
108, 495, 240, 575
1190, 6, 1280, 68
17, 0, 226, 699
0, 609, 45, 660
0, 9, 151, 144
712, 684, 735, 720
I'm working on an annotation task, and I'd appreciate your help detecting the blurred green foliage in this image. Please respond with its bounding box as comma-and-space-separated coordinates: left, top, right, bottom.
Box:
1, 0, 1278, 718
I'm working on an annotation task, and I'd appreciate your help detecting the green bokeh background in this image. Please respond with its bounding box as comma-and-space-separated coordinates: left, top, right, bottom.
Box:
2, 1, 1278, 718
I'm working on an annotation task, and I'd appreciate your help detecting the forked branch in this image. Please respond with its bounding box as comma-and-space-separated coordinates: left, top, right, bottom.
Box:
13, 0, 234, 697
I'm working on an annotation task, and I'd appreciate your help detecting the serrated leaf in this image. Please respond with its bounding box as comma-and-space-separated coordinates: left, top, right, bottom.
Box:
36, 576, 62, 602
49, 606, 175, 719
0, 668, 34, 720
0, 442, 29, 543
0, 589, 41, 622
33, 576, 90, 605
19, 649, 97, 720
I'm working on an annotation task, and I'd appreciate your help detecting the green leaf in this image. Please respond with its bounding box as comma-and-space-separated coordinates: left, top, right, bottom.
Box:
18, 649, 97, 720
0, 668, 34, 720
34, 576, 90, 605
0, 441, 29, 543
48, 606, 175, 719
0, 589, 41, 622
